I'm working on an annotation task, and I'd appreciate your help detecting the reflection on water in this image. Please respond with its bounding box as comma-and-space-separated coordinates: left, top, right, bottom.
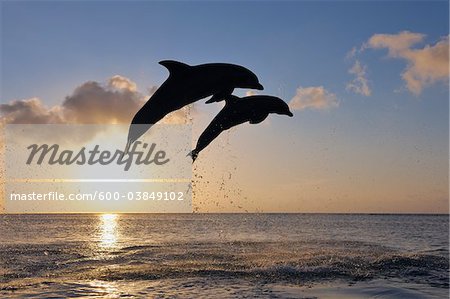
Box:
88, 280, 120, 298
0, 214, 448, 298
98, 214, 118, 249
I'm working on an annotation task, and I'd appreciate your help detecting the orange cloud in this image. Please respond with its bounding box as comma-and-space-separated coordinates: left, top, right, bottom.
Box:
0, 98, 64, 124
366, 31, 425, 56
366, 31, 449, 95
346, 60, 371, 96
1, 75, 196, 126
108, 75, 137, 92
1, 76, 147, 125
63, 79, 145, 124
289, 86, 339, 110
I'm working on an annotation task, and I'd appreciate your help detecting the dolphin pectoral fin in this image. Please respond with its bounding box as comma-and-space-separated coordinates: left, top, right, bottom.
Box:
159, 60, 190, 77
205, 88, 234, 104
249, 114, 268, 124
205, 94, 222, 104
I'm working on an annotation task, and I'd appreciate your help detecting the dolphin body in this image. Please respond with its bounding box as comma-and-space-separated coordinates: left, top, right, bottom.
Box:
125, 60, 264, 154
189, 95, 293, 162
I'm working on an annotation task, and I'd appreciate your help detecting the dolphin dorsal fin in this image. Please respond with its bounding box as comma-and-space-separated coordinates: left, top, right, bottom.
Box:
159, 60, 190, 77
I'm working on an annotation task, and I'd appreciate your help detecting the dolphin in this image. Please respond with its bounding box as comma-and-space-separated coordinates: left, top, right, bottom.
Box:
188, 95, 293, 162
124, 60, 264, 154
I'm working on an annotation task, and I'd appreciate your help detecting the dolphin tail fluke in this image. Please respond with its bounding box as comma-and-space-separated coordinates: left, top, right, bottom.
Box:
187, 150, 199, 163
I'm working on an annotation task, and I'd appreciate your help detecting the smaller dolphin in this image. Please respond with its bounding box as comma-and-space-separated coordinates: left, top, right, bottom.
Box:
124, 60, 264, 154
189, 95, 293, 162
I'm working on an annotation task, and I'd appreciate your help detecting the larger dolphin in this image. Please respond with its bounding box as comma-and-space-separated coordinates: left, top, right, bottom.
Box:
188, 95, 293, 162
125, 60, 264, 154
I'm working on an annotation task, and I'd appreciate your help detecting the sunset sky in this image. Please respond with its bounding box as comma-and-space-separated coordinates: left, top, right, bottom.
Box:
1, 1, 448, 213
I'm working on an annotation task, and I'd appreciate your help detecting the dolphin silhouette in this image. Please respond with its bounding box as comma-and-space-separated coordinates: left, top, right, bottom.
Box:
188, 95, 293, 162
124, 60, 264, 154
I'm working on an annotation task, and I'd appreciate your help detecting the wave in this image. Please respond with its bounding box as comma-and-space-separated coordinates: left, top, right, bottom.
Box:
1, 240, 448, 291
80, 252, 448, 289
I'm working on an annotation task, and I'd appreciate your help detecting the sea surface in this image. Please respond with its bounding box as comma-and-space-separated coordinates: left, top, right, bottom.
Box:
0, 214, 448, 298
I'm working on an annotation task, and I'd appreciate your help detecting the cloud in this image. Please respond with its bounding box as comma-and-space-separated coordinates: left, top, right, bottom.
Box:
346, 47, 358, 60
1, 75, 150, 125
366, 31, 425, 56
0, 76, 197, 145
289, 86, 339, 110
108, 75, 137, 92
0, 98, 64, 124
365, 31, 449, 95
400, 37, 449, 95
63, 79, 145, 124
346, 60, 371, 96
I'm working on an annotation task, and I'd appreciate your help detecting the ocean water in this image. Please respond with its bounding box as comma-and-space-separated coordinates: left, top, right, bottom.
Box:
0, 214, 448, 298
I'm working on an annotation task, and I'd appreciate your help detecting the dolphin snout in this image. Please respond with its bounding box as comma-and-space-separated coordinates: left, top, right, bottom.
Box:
287, 111, 294, 117
256, 83, 264, 90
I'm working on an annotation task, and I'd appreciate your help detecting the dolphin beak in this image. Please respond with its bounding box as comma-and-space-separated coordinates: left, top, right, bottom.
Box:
287, 111, 294, 117
255, 83, 264, 90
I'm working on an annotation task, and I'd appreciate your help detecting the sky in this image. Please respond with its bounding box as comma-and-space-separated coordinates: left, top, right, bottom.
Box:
1, 0, 449, 213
